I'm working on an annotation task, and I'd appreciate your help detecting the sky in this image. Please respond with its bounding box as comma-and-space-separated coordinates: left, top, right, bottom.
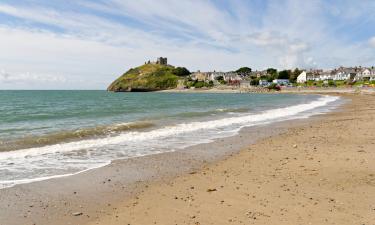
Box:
0, 0, 374, 89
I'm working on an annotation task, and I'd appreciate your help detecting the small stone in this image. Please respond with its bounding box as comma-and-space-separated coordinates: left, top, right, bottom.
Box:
293, 144, 298, 148
72, 212, 83, 216
207, 188, 217, 192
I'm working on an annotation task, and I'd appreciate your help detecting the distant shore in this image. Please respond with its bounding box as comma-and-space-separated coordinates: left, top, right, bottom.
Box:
160, 86, 375, 94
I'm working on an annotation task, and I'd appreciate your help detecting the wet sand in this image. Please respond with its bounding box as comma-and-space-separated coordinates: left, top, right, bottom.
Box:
87, 93, 375, 225
1, 93, 374, 225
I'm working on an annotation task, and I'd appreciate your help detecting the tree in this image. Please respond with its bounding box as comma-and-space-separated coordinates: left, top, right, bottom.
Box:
290, 68, 302, 82
236, 67, 252, 75
250, 78, 259, 86
172, 67, 191, 76
216, 76, 226, 85
266, 68, 277, 76
278, 70, 291, 80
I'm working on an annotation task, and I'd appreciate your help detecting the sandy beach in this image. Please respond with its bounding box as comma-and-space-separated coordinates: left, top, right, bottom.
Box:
2, 1, 375, 225
1, 93, 374, 225
87, 93, 375, 225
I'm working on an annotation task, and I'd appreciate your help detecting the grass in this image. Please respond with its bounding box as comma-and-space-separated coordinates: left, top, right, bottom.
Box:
108, 63, 179, 91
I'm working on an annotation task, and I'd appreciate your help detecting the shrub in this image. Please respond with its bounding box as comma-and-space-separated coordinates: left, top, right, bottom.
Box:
250, 78, 259, 86
194, 81, 206, 88
172, 67, 191, 76
267, 83, 281, 91
328, 80, 335, 87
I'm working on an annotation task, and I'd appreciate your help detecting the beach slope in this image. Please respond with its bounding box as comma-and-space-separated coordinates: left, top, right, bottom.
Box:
89, 94, 375, 225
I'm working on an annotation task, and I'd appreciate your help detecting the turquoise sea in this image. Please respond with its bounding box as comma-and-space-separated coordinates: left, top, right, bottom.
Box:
0, 91, 340, 188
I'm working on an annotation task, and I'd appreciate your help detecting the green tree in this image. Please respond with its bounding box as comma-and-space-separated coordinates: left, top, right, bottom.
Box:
172, 67, 191, 76
289, 68, 302, 83
236, 67, 252, 75
266, 68, 277, 76
250, 78, 259, 86
278, 70, 291, 79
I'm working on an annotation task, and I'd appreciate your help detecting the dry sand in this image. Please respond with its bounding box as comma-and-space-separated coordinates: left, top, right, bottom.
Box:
88, 94, 375, 225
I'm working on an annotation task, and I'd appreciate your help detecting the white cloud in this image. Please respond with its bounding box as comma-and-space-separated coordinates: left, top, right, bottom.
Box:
370, 37, 375, 48
0, 70, 66, 83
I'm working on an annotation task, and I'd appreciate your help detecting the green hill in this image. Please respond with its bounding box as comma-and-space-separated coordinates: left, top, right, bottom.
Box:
107, 63, 180, 92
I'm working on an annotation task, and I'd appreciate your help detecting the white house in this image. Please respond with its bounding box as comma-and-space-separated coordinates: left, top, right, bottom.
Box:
297, 71, 307, 83
223, 72, 242, 82
333, 68, 356, 81
354, 68, 373, 81
319, 71, 334, 80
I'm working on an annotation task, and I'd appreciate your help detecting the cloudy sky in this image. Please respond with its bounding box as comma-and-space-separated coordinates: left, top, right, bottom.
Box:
0, 0, 374, 89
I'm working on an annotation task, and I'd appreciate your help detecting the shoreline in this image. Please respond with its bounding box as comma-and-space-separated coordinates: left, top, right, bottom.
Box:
160, 86, 375, 94
0, 114, 321, 225
87, 93, 375, 225
0, 94, 342, 225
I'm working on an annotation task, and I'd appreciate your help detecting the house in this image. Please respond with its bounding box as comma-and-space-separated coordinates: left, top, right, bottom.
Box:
296, 71, 307, 83
190, 71, 209, 81
355, 68, 372, 81
240, 80, 251, 88
223, 72, 242, 82
306, 71, 321, 81
251, 70, 267, 78
332, 67, 357, 81
208, 71, 226, 81
319, 71, 334, 81
273, 79, 290, 86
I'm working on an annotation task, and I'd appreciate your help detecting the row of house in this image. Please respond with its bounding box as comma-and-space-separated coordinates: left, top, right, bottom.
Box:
190, 71, 243, 83
297, 67, 375, 83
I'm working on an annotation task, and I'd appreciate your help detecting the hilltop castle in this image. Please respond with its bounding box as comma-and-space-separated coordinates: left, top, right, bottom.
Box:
145, 57, 168, 65
156, 57, 167, 65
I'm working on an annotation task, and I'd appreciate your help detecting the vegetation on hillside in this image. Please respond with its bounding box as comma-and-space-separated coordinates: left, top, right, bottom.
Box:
107, 63, 184, 92
184, 78, 214, 88
172, 67, 191, 76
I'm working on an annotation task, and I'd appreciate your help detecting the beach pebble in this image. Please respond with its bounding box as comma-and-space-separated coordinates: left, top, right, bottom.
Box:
72, 212, 83, 216
207, 188, 217, 192
293, 144, 298, 148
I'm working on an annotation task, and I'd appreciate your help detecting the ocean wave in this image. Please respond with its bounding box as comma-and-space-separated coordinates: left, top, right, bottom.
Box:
0, 121, 154, 152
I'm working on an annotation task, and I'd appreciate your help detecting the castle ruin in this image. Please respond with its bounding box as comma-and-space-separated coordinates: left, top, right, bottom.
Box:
156, 57, 167, 65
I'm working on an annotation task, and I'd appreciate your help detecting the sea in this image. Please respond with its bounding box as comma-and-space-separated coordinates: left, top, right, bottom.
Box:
0, 90, 342, 189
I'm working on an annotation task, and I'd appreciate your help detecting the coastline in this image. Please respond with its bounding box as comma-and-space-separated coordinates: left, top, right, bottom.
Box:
0, 111, 313, 225
160, 86, 375, 94
1, 92, 373, 225
86, 93, 375, 225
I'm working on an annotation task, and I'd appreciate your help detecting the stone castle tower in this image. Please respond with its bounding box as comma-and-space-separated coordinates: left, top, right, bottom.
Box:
156, 57, 167, 65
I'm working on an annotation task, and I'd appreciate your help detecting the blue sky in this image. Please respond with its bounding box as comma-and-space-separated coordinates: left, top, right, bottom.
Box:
0, 0, 374, 89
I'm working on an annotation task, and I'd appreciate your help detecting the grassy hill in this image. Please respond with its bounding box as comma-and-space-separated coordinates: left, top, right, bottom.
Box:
107, 63, 180, 92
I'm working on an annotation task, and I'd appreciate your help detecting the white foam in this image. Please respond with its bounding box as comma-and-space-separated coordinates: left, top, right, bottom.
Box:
0, 95, 340, 189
